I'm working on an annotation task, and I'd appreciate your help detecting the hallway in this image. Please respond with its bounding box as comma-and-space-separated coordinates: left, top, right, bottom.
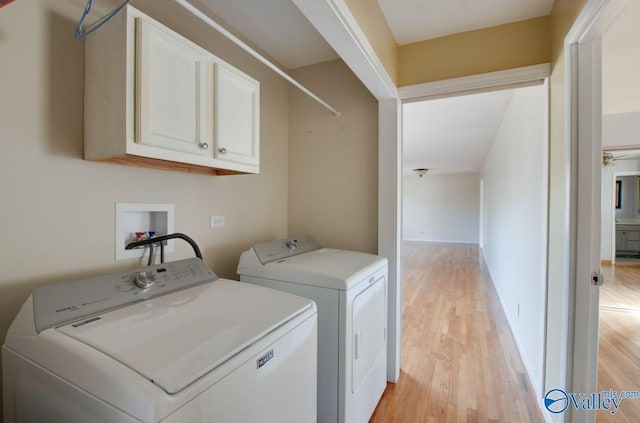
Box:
370, 242, 544, 423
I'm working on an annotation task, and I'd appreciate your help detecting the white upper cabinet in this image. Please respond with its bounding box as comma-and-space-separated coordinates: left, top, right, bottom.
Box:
135, 19, 213, 157
215, 65, 260, 167
84, 6, 259, 175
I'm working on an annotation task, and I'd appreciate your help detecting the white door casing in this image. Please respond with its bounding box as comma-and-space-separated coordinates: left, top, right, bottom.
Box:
567, 36, 602, 423
479, 179, 484, 249
378, 99, 403, 382
564, 0, 629, 422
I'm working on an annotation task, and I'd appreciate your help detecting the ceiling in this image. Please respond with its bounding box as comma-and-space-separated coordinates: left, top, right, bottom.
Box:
194, 0, 640, 174
198, 0, 555, 70
402, 90, 515, 175
198, 0, 338, 69
377, 0, 554, 45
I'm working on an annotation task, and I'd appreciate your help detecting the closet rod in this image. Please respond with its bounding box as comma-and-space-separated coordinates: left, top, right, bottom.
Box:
174, 0, 341, 117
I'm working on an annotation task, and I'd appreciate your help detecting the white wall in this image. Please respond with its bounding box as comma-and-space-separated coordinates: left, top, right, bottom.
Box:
603, 112, 640, 148
481, 83, 548, 397
403, 173, 480, 243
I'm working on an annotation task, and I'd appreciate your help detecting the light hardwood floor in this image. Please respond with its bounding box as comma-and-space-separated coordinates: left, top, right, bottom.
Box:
597, 264, 640, 423
370, 242, 544, 423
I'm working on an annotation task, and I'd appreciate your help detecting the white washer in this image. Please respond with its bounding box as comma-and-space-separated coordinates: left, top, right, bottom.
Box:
3, 257, 317, 423
237, 236, 388, 423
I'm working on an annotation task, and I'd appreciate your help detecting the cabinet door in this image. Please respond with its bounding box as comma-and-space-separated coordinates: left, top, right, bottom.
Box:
135, 18, 213, 156
214, 65, 259, 166
627, 230, 640, 252
616, 230, 627, 251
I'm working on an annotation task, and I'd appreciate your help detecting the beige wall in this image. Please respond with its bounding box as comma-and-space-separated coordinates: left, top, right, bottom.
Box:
343, 0, 398, 84
0, 0, 290, 409
398, 16, 551, 86
288, 59, 379, 254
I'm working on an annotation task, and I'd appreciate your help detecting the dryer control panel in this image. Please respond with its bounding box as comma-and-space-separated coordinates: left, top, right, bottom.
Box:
252, 235, 321, 264
33, 258, 216, 332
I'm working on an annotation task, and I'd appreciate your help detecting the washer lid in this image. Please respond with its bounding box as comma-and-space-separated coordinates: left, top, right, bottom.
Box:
56, 279, 313, 394
239, 248, 388, 290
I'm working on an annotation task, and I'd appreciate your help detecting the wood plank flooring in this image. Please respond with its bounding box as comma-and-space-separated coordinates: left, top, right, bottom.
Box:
597, 264, 640, 423
370, 242, 544, 423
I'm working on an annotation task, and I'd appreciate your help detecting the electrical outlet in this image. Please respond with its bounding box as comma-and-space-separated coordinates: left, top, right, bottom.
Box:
210, 215, 225, 228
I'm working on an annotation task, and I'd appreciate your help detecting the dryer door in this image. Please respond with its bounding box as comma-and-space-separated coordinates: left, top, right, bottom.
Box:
352, 276, 386, 393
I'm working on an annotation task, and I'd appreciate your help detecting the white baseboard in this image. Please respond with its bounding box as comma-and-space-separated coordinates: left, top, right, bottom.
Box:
403, 238, 479, 245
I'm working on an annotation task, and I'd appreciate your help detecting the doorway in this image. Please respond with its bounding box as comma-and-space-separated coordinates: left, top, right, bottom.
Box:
562, 0, 640, 422
396, 81, 549, 414
599, 163, 640, 423
606, 169, 640, 265
595, 1, 640, 417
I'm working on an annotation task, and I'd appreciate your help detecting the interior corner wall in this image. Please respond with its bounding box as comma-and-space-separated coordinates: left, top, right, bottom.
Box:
0, 1, 290, 414
481, 83, 548, 398
342, 0, 398, 84
288, 59, 379, 254
403, 173, 480, 244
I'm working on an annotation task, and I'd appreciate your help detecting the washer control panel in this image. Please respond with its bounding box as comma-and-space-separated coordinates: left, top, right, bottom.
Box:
252, 235, 321, 264
33, 258, 216, 332
135, 271, 156, 289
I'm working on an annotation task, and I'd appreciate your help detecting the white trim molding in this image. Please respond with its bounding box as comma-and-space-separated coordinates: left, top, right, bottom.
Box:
378, 98, 403, 382
562, 1, 630, 422
399, 63, 551, 101
403, 239, 479, 245
292, 0, 398, 100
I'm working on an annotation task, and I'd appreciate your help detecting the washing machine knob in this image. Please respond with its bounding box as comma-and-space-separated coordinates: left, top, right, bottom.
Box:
135, 271, 155, 289
286, 240, 297, 252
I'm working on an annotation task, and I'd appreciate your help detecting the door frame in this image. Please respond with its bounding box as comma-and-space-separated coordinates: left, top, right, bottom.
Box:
564, 0, 629, 421
479, 179, 485, 249
292, 4, 628, 415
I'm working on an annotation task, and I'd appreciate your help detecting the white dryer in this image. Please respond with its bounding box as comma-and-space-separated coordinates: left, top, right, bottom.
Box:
3, 257, 317, 423
237, 236, 388, 423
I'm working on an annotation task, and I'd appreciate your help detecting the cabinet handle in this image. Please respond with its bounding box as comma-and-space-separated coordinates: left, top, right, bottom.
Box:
218, 147, 227, 155
198, 142, 209, 150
